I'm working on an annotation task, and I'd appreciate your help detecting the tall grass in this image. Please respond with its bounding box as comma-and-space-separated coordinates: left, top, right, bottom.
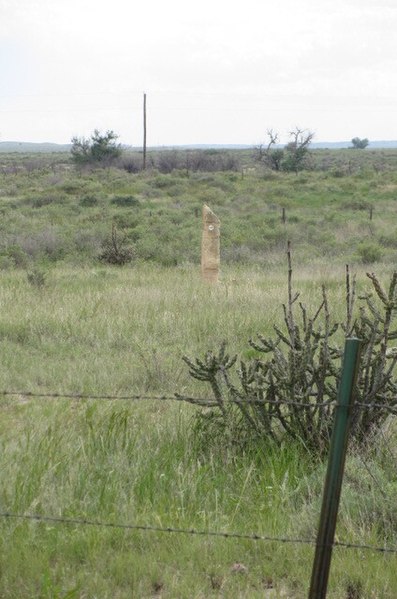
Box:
0, 265, 396, 596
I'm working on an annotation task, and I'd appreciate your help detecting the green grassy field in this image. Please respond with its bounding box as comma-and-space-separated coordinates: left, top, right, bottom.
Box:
1, 147, 397, 270
0, 150, 397, 597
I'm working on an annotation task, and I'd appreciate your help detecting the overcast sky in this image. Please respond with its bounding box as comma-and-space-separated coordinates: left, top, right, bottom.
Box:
1, 0, 396, 145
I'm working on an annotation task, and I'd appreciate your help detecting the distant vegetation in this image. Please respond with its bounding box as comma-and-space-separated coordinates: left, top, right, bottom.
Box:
351, 137, 369, 150
1, 145, 397, 596
0, 141, 72, 153
71, 129, 122, 166
254, 127, 314, 172
0, 145, 397, 269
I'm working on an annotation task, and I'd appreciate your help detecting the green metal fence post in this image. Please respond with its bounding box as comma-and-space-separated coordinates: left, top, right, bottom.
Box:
308, 337, 362, 599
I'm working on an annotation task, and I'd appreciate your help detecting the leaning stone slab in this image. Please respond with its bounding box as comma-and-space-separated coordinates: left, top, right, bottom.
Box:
201, 204, 220, 283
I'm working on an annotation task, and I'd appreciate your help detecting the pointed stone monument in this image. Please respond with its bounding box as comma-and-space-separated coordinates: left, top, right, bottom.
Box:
201, 204, 220, 283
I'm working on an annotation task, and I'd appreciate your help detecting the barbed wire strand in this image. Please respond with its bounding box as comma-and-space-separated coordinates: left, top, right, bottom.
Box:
1, 389, 397, 413
1, 512, 397, 555
0, 390, 216, 407
1, 389, 333, 406
0, 512, 314, 545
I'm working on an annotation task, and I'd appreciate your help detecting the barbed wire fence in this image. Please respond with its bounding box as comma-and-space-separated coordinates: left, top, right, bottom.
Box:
1, 388, 397, 413
1, 387, 397, 561
1, 511, 397, 555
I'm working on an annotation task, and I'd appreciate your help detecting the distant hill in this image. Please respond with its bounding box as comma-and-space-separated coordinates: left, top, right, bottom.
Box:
0, 142, 71, 153
1, 140, 397, 153
311, 140, 397, 149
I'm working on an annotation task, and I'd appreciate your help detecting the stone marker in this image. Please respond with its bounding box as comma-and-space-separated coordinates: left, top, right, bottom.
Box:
201, 204, 220, 283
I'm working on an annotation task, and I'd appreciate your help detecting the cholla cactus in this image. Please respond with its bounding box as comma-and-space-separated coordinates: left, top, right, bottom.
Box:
351, 271, 397, 439
180, 258, 397, 453
181, 342, 237, 415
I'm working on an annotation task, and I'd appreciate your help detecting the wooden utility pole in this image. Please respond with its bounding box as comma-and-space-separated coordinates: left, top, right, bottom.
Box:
143, 92, 147, 170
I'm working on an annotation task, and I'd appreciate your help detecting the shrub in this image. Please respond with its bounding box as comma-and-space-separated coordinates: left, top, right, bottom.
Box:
31, 195, 59, 208
330, 167, 347, 178
74, 231, 101, 255
356, 241, 383, 264
71, 130, 122, 167
178, 257, 397, 453
113, 214, 139, 229
98, 225, 135, 265
151, 175, 175, 189
27, 268, 47, 289
0, 256, 13, 270
1, 244, 30, 268
341, 198, 370, 211
60, 180, 85, 194
379, 234, 397, 249
118, 156, 141, 173
110, 195, 139, 207
157, 151, 182, 174
17, 229, 67, 262
79, 194, 98, 207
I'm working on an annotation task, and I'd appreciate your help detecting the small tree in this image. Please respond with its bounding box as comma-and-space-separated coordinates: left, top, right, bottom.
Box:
351, 137, 369, 150
255, 129, 284, 171
256, 127, 314, 173
282, 127, 314, 173
70, 136, 91, 165
71, 129, 122, 166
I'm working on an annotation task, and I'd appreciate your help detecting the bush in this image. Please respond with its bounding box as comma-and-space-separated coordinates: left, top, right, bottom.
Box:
379, 234, 397, 249
98, 225, 135, 265
178, 259, 397, 454
157, 151, 182, 174
119, 156, 142, 173
341, 198, 370, 211
79, 194, 98, 207
110, 195, 139, 207
1, 245, 30, 268
0, 256, 14, 270
356, 241, 383, 264
113, 214, 139, 229
16, 229, 68, 263
60, 180, 84, 194
31, 195, 62, 208
71, 130, 122, 167
27, 268, 47, 289
74, 231, 101, 256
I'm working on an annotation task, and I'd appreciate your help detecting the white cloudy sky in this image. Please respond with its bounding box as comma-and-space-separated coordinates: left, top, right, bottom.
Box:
1, 0, 396, 145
